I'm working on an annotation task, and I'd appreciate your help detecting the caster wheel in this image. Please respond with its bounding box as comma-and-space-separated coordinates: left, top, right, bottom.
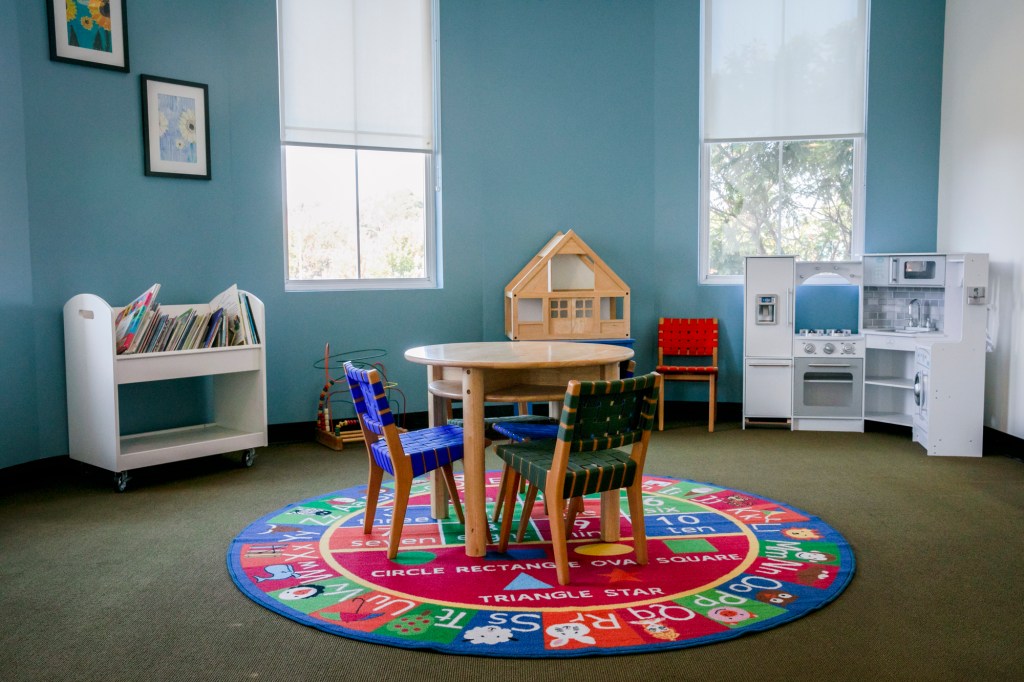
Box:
114, 472, 130, 493
241, 448, 257, 468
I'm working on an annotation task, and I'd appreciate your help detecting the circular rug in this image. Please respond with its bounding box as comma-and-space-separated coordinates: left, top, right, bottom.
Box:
227, 473, 854, 657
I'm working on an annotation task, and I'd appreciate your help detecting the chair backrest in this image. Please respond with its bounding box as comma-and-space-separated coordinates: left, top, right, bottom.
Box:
556, 373, 661, 453
658, 318, 718, 362
344, 361, 396, 437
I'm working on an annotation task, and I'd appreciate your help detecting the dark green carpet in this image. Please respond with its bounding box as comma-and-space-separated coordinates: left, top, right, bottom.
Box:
1, 419, 1022, 680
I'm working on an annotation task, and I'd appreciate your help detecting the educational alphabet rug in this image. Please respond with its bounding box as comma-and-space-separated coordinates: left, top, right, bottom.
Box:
227, 473, 854, 658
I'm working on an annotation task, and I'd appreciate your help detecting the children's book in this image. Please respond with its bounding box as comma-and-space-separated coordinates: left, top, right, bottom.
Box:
125, 307, 159, 354
209, 285, 247, 345
115, 283, 160, 354
202, 308, 225, 348
143, 313, 169, 353
227, 314, 245, 346
241, 293, 260, 345
182, 312, 210, 350
164, 308, 195, 352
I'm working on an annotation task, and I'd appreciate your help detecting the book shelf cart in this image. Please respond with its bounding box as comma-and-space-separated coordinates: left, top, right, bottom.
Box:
63, 291, 267, 491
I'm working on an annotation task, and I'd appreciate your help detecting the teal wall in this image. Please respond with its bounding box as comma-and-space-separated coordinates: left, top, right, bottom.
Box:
652, 0, 746, 404
865, 0, 947, 252
2, 0, 946, 468
444, 1, 656, 345
1, 1, 39, 466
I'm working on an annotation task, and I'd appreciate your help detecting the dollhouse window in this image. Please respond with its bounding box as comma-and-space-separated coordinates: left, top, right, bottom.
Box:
550, 299, 570, 319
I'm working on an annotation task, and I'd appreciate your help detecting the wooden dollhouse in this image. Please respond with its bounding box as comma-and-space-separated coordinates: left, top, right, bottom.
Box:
504, 230, 630, 341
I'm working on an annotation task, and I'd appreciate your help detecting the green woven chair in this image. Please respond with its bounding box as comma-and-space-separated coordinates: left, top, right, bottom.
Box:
495, 372, 661, 586
491, 360, 638, 527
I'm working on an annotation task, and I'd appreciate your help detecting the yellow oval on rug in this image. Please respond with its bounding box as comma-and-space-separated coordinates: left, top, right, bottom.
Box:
574, 543, 633, 556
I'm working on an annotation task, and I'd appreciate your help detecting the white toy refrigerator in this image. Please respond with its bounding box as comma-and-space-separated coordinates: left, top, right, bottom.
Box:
743, 256, 795, 427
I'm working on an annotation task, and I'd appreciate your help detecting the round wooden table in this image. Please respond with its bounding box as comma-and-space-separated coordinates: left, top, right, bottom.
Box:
405, 341, 634, 557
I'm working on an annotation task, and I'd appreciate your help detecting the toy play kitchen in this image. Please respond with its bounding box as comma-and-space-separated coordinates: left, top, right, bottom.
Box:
743, 253, 989, 457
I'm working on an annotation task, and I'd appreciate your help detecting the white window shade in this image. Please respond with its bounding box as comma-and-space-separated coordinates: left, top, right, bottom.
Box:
704, 0, 867, 140
280, 0, 433, 151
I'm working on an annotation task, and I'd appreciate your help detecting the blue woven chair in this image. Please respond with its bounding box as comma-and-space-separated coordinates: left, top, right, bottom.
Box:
344, 361, 465, 559
495, 371, 661, 585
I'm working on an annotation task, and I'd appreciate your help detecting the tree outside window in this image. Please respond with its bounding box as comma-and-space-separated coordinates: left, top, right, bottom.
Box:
285, 147, 429, 282
707, 137, 855, 277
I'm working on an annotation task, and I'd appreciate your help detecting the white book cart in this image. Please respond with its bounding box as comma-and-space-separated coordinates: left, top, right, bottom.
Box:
63, 291, 267, 491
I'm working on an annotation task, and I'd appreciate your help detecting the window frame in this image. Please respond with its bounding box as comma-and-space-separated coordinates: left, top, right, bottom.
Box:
279, 0, 442, 293
698, 134, 866, 285
698, 0, 869, 286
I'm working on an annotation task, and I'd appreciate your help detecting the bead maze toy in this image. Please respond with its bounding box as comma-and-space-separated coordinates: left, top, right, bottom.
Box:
314, 345, 404, 450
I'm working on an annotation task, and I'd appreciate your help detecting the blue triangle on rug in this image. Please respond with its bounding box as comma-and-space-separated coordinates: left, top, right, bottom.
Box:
505, 573, 553, 591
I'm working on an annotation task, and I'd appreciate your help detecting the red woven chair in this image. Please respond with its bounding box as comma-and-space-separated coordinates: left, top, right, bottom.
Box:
656, 318, 718, 432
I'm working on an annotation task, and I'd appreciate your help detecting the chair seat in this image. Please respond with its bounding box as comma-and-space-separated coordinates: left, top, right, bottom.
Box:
447, 414, 545, 440
492, 359, 635, 444
495, 439, 638, 499
656, 364, 718, 375
448, 416, 506, 425
488, 415, 557, 424
370, 424, 464, 478
492, 417, 559, 442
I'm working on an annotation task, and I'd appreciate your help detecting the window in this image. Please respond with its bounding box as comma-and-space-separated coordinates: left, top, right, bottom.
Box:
278, 0, 439, 290
550, 299, 569, 319
700, 0, 868, 282
575, 299, 593, 319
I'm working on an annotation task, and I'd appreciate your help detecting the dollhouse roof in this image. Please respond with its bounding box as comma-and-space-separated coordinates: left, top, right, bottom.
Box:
505, 230, 629, 296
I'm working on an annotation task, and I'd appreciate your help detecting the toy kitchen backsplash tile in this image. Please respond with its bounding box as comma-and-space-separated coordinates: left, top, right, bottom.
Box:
863, 286, 945, 331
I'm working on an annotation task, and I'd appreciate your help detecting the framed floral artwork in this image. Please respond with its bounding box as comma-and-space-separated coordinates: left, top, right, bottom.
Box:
140, 75, 211, 180
47, 0, 130, 72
